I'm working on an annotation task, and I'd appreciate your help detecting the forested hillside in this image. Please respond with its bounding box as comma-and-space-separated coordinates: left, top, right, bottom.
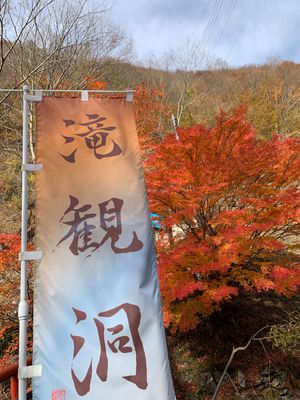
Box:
2, 58, 300, 233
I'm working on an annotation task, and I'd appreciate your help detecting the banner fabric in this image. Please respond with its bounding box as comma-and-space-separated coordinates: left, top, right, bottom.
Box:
34, 97, 175, 400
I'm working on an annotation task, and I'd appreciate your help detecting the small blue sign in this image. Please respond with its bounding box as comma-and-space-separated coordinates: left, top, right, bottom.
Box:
150, 213, 161, 229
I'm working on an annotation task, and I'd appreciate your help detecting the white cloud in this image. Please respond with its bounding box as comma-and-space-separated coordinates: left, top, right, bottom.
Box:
112, 0, 300, 67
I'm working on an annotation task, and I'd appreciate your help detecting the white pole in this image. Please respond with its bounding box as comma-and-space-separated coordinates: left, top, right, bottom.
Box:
18, 84, 30, 400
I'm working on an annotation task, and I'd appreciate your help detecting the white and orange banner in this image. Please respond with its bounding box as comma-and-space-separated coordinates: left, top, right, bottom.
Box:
34, 97, 175, 400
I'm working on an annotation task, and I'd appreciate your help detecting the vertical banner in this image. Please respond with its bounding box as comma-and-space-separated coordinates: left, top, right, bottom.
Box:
34, 97, 175, 400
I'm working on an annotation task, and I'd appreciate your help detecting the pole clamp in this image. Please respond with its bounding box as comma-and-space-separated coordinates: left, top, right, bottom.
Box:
126, 91, 134, 102
19, 250, 43, 262
19, 364, 43, 379
25, 91, 42, 102
18, 300, 28, 319
22, 163, 43, 172
81, 90, 89, 101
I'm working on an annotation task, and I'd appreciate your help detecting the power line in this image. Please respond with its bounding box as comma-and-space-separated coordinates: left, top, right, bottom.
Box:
202, 0, 237, 68
197, 0, 224, 69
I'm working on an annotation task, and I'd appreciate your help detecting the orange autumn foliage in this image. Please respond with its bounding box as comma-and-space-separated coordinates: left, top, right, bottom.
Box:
85, 77, 107, 90
146, 106, 300, 332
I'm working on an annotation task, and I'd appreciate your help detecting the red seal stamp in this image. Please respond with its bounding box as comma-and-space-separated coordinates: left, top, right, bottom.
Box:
52, 389, 66, 400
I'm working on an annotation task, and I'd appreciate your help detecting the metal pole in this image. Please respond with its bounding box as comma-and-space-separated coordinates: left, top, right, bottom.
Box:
18, 84, 30, 400
0, 88, 135, 93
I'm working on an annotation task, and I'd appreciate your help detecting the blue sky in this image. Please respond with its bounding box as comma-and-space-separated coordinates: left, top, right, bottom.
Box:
112, 0, 300, 68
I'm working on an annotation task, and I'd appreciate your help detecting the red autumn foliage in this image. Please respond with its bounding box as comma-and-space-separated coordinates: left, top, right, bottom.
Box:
146, 106, 300, 332
0, 234, 33, 366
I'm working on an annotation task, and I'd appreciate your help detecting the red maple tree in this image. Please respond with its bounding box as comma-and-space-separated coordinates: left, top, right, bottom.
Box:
146, 106, 300, 332
0, 234, 33, 366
